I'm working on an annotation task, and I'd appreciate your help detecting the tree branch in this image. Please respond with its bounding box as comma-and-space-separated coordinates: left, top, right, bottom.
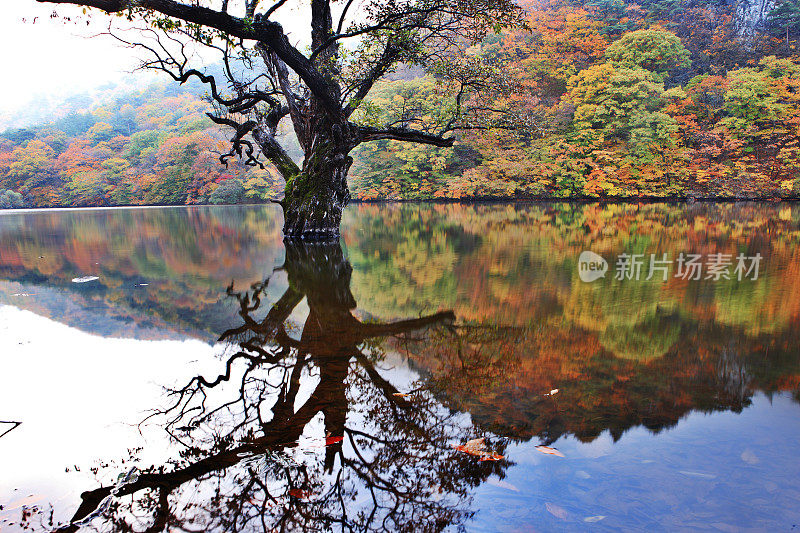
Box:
357, 126, 455, 147
38, 0, 341, 114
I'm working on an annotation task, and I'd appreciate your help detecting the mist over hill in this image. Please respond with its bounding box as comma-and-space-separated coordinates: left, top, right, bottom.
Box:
2, 0, 800, 206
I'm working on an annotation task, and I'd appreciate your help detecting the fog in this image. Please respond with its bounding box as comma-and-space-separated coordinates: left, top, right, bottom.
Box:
0, 0, 314, 122
0, 1, 143, 115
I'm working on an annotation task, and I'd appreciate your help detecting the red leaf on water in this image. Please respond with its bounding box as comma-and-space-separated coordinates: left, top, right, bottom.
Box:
452, 437, 486, 456
452, 438, 503, 461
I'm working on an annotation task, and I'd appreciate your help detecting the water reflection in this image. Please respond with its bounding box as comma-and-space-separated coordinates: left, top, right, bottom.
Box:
51, 241, 503, 532
1, 203, 799, 531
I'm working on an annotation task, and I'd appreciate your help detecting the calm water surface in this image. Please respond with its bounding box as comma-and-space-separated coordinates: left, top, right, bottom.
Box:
1, 203, 799, 532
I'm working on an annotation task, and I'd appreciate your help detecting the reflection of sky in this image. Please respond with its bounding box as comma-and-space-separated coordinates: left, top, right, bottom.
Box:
0, 305, 223, 525
0, 280, 197, 341
470, 393, 800, 531
4, 299, 799, 531
0, 283, 314, 530
2, 205, 800, 531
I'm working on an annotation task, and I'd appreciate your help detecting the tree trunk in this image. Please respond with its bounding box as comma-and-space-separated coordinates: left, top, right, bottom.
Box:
282, 130, 353, 241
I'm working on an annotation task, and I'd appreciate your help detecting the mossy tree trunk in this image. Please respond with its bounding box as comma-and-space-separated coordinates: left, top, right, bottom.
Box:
281, 120, 356, 241
282, 148, 352, 240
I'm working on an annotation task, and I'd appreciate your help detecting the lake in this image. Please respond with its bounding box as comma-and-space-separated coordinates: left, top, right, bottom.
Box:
1, 203, 799, 532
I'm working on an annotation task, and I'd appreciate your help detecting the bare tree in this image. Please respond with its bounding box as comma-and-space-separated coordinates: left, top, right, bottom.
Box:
37, 0, 521, 239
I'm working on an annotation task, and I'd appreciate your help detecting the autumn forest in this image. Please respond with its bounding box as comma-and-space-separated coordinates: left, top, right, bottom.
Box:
2, 0, 800, 207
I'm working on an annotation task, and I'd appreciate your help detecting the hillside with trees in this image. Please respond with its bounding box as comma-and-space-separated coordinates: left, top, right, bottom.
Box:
352, 0, 800, 200
2, 0, 800, 207
0, 81, 289, 208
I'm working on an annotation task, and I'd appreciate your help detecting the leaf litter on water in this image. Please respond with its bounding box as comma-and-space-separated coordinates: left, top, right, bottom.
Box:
546, 502, 568, 519
536, 445, 565, 457
72, 276, 99, 283
584, 515, 606, 523
452, 437, 504, 461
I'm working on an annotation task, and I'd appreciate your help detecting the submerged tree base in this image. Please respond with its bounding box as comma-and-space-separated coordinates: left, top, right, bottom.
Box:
283, 231, 341, 242
281, 153, 351, 241
281, 197, 347, 241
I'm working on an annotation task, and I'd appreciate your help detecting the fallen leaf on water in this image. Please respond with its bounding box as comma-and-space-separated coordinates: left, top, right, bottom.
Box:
536, 445, 565, 458
392, 393, 410, 398
679, 470, 716, 479
452, 438, 504, 461
302, 435, 344, 448
287, 488, 313, 499
487, 479, 520, 492
546, 502, 568, 519
584, 515, 606, 523
453, 437, 486, 456
72, 276, 99, 283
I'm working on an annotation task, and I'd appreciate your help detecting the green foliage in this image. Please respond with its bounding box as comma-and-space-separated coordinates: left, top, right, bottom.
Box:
9, 140, 56, 184
87, 122, 115, 142
53, 112, 97, 137
125, 130, 162, 162
0, 128, 36, 144
604, 28, 691, 78
719, 56, 800, 136
0, 188, 24, 209
568, 64, 677, 151
584, 0, 640, 35
769, 0, 800, 42
210, 178, 246, 205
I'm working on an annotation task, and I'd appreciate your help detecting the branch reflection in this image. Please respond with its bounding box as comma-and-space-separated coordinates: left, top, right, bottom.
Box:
55, 242, 508, 532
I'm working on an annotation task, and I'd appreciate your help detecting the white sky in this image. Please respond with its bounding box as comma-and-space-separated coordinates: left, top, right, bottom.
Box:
0, 0, 315, 116
0, 0, 145, 113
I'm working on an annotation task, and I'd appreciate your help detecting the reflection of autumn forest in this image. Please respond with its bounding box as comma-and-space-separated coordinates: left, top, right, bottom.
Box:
46, 242, 501, 532
345, 202, 800, 443
1, 203, 799, 447
4, 0, 800, 205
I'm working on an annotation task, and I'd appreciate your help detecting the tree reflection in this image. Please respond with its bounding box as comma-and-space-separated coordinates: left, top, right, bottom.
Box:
54, 242, 507, 532
404, 315, 800, 446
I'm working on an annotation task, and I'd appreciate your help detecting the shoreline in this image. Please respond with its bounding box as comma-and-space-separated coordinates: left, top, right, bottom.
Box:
1, 196, 799, 212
